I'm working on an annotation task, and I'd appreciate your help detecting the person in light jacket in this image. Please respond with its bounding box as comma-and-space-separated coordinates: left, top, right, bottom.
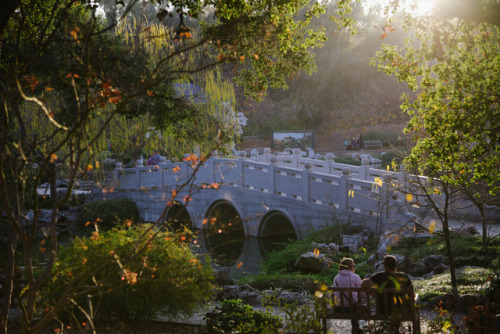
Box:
332, 257, 362, 334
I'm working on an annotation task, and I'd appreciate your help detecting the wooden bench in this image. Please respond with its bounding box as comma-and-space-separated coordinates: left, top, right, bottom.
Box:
363, 140, 383, 149
321, 286, 420, 334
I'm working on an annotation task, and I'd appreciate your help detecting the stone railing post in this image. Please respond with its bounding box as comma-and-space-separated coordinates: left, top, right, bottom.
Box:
159, 157, 168, 188
114, 162, 123, 189
263, 147, 272, 164
237, 151, 246, 188
340, 167, 351, 210
136, 158, 143, 189
380, 174, 393, 235
268, 156, 277, 195
292, 148, 301, 169
302, 162, 312, 202
325, 153, 335, 174
360, 158, 370, 180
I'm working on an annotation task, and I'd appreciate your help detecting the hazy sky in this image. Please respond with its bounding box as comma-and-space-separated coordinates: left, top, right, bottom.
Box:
361, 0, 435, 17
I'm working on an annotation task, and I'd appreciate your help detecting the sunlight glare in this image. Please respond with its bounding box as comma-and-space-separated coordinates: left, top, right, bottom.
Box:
363, 0, 435, 18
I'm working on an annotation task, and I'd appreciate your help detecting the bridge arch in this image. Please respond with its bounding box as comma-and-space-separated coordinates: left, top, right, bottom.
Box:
258, 210, 298, 256
203, 200, 245, 266
164, 202, 193, 232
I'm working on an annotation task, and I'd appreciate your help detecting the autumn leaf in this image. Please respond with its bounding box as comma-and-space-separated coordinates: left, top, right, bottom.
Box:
45, 86, 53, 92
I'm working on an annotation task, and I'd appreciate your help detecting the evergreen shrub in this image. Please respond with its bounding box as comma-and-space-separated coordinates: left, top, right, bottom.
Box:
76, 198, 141, 230
206, 299, 282, 334
41, 225, 214, 323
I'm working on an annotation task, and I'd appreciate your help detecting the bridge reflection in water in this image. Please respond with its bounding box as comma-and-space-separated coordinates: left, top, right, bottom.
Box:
164, 201, 297, 276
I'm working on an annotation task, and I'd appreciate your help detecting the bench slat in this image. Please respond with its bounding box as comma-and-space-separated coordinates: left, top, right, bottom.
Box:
321, 286, 420, 334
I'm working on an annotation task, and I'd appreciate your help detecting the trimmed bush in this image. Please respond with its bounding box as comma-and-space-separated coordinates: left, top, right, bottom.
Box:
41, 225, 214, 323
206, 299, 282, 334
76, 198, 141, 230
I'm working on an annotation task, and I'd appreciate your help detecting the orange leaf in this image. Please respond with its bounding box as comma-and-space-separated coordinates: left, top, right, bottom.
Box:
147, 90, 154, 96
45, 86, 53, 92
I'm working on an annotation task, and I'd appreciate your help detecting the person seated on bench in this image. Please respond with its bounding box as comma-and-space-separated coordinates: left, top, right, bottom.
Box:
352, 133, 362, 150
333, 258, 362, 334
361, 255, 414, 333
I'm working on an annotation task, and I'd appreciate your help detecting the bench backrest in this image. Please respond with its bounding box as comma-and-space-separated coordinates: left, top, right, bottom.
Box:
324, 286, 417, 321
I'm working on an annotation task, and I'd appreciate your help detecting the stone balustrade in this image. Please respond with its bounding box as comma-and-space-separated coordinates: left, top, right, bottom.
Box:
112, 150, 395, 216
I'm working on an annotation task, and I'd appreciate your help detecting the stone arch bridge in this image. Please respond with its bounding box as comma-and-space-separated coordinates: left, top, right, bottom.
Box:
99, 150, 413, 240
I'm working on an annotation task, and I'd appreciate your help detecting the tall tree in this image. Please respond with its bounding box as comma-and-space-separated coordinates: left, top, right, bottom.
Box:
0, 0, 330, 332
371, 1, 500, 289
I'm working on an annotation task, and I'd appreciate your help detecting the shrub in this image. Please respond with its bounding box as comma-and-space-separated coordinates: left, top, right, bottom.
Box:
262, 241, 311, 274
41, 225, 214, 324
76, 198, 141, 230
206, 299, 282, 334
363, 130, 406, 147
333, 157, 361, 166
240, 273, 319, 294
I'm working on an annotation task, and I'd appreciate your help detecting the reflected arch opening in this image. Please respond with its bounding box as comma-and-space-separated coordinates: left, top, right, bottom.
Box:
258, 211, 297, 257
164, 202, 192, 232
204, 201, 245, 266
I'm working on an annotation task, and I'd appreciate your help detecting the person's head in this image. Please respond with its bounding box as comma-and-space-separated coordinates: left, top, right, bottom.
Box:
383, 255, 398, 272
154, 149, 159, 155
339, 258, 355, 271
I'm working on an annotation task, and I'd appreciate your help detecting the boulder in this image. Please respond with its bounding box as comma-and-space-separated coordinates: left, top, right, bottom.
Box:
408, 261, 427, 277
423, 255, 446, 271
216, 285, 263, 307
342, 231, 369, 253
294, 252, 333, 273
433, 263, 450, 274
275, 291, 307, 305
458, 294, 486, 308
311, 242, 338, 254
215, 267, 235, 286
377, 231, 401, 252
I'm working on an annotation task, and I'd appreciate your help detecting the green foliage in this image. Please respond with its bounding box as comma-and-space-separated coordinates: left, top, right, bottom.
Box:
393, 234, 500, 266
378, 151, 405, 171
333, 157, 362, 166
363, 130, 406, 147
306, 224, 344, 245
206, 299, 282, 334
76, 199, 142, 231
42, 225, 214, 323
413, 267, 495, 302
262, 240, 311, 274
424, 302, 458, 334
238, 273, 319, 294
373, 10, 500, 197
264, 294, 324, 334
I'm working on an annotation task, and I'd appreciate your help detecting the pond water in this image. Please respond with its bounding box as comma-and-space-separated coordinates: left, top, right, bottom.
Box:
190, 229, 296, 278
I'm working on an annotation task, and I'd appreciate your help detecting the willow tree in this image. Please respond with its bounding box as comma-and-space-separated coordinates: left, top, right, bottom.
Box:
0, 0, 331, 332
